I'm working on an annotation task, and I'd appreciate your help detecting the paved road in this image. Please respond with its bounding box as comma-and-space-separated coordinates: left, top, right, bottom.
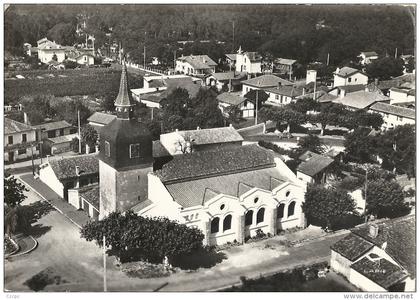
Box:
5, 181, 348, 292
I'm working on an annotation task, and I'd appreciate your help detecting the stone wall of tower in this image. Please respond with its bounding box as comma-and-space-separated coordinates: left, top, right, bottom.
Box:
99, 160, 117, 220
115, 164, 153, 212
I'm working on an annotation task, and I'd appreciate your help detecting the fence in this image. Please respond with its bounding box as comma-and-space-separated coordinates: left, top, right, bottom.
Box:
126, 62, 172, 76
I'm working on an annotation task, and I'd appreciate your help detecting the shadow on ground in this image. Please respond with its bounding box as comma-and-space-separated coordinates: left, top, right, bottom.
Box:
171, 248, 227, 270
16, 201, 54, 237
24, 267, 68, 291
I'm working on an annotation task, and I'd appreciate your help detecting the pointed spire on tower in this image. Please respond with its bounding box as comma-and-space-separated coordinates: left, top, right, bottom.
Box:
237, 45, 243, 54
114, 60, 135, 120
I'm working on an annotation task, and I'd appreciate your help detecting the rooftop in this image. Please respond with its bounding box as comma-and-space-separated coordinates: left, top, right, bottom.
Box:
296, 151, 335, 177
217, 92, 246, 106
210, 71, 247, 81
334, 67, 365, 78
351, 257, 408, 290
331, 234, 374, 261
274, 58, 297, 66
33, 120, 72, 132
155, 144, 274, 183
165, 166, 288, 208
87, 112, 117, 126
242, 74, 293, 88
49, 154, 99, 181
335, 90, 390, 109
79, 184, 99, 210
264, 85, 302, 97
352, 215, 415, 277
47, 133, 78, 144
242, 52, 262, 62
370, 102, 415, 119
4, 118, 34, 135
360, 51, 378, 57
225, 53, 237, 61
178, 55, 217, 70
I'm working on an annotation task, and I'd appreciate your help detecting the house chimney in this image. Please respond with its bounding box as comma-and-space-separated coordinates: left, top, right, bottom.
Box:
368, 224, 379, 238
196, 126, 200, 130
302, 88, 306, 96
335, 67, 340, 74
75, 166, 80, 176
278, 81, 282, 89
374, 78, 379, 86
23, 112, 29, 124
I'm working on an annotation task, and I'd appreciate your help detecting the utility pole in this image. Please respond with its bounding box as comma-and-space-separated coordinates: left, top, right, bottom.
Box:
255, 90, 259, 125
103, 235, 107, 292
313, 78, 317, 101
232, 21, 235, 52
78, 110, 81, 154
143, 45, 146, 68
364, 167, 368, 223
30, 146, 35, 176
173, 50, 176, 70
395, 47, 398, 59
326, 53, 330, 66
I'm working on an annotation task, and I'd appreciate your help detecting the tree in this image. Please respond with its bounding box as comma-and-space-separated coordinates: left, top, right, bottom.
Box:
366, 179, 408, 219
81, 124, 98, 149
5, 175, 28, 208
226, 105, 243, 125
80, 211, 204, 263
297, 134, 326, 154
303, 185, 356, 229
366, 57, 404, 81
161, 88, 190, 132
405, 56, 415, 73
344, 127, 377, 163
189, 88, 225, 129
53, 98, 92, 126
288, 97, 321, 114
21, 94, 54, 125
99, 93, 116, 112
343, 109, 383, 130
374, 124, 415, 177
311, 103, 348, 135
244, 89, 269, 110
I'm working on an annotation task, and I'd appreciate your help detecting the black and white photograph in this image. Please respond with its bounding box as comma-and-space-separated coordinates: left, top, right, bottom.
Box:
2, 2, 417, 297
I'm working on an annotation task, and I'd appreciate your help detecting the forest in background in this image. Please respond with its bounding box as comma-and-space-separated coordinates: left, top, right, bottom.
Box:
5, 4, 415, 67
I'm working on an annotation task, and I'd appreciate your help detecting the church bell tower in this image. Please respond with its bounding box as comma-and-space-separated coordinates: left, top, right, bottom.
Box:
98, 62, 154, 219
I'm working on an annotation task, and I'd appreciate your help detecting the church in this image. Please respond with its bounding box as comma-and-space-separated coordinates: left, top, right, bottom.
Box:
96, 62, 307, 245
41, 63, 307, 246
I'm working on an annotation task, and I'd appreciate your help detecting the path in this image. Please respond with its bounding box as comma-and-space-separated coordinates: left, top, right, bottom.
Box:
19, 173, 90, 228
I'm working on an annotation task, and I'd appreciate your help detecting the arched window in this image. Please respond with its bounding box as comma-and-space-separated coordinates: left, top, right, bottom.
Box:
277, 203, 285, 219
245, 210, 253, 226
211, 217, 220, 234
288, 201, 296, 217
223, 215, 232, 231
256, 207, 265, 224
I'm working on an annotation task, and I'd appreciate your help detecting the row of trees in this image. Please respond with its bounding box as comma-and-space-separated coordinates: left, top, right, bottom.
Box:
344, 124, 415, 177
6, 5, 414, 67
303, 166, 409, 230
259, 98, 383, 135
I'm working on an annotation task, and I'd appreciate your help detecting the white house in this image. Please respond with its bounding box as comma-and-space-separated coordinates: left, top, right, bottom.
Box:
333, 67, 368, 88
389, 87, 415, 105
137, 144, 307, 246
236, 47, 262, 74
369, 102, 415, 130
241, 74, 293, 96
264, 84, 303, 106
296, 151, 335, 185
4, 118, 39, 162
175, 55, 217, 76
38, 154, 99, 200
36, 38, 66, 64
358, 51, 379, 65
206, 71, 247, 92
159, 126, 244, 155
331, 216, 415, 292
217, 92, 255, 118
68, 52, 95, 65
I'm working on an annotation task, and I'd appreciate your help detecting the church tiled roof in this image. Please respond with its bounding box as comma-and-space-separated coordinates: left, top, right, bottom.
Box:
155, 144, 275, 183
114, 62, 134, 107
49, 154, 99, 181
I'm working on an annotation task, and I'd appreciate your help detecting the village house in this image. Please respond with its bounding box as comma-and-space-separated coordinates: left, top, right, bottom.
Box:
333, 89, 390, 111
358, 51, 379, 65
175, 54, 217, 76
36, 38, 67, 64
159, 126, 244, 155
33, 120, 75, 140
389, 87, 415, 105
264, 84, 303, 106
87, 112, 117, 132
368, 102, 415, 130
296, 150, 335, 185
273, 58, 297, 80
67, 50, 95, 65
217, 92, 255, 118
235, 48, 262, 75
224, 53, 237, 69
38, 154, 99, 200
205, 71, 247, 92
333, 67, 368, 88
330, 215, 415, 292
241, 74, 293, 96
4, 118, 40, 162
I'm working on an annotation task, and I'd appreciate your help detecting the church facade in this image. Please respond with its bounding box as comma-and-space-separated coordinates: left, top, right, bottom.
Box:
97, 62, 307, 246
